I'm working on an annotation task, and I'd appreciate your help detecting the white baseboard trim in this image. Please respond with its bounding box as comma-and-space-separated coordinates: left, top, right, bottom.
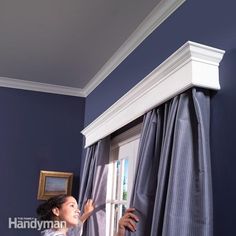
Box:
81, 41, 225, 147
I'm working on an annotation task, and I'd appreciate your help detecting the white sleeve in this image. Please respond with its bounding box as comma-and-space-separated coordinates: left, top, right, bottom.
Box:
67, 220, 83, 236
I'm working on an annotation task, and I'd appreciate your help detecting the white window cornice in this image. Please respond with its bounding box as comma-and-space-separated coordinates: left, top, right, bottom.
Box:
82, 41, 225, 148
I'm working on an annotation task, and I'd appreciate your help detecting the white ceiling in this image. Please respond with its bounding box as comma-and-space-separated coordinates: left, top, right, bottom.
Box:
0, 0, 184, 96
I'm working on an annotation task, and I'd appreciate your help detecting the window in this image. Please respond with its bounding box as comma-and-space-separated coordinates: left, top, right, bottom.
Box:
106, 124, 141, 236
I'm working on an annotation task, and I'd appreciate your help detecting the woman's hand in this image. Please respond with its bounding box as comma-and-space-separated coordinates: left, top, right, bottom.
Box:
83, 199, 94, 215
117, 208, 139, 236
79, 199, 94, 223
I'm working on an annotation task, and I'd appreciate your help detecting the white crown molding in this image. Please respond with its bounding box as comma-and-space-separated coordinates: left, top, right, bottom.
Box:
83, 0, 186, 96
0, 0, 185, 97
81, 41, 225, 147
0, 77, 86, 97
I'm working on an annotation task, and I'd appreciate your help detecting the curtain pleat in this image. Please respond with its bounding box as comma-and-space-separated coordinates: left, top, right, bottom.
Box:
78, 136, 110, 236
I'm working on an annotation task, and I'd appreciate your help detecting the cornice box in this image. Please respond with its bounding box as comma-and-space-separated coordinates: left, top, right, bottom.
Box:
82, 41, 225, 147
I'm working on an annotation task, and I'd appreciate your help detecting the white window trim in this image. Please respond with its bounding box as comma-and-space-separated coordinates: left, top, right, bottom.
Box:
110, 123, 142, 151
109, 123, 142, 203
81, 41, 225, 148
106, 124, 141, 236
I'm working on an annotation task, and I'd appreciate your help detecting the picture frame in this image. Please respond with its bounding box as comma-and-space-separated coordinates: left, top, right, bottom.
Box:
37, 170, 73, 200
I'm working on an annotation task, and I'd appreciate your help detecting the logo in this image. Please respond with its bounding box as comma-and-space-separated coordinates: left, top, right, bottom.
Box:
8, 217, 66, 230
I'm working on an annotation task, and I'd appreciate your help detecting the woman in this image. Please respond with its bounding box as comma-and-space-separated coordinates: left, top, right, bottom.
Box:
37, 195, 94, 236
37, 194, 138, 236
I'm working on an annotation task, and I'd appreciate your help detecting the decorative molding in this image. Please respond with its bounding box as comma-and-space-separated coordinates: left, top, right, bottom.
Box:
0, 0, 185, 97
81, 41, 225, 147
83, 0, 186, 96
0, 77, 86, 97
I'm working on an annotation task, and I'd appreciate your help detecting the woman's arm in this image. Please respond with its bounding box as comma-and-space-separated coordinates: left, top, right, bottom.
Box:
79, 199, 94, 223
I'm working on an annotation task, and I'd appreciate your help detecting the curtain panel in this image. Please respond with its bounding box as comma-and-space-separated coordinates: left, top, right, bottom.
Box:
78, 137, 110, 236
127, 88, 213, 236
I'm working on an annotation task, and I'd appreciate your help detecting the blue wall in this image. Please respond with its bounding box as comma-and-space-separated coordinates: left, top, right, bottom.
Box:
0, 88, 85, 235
84, 0, 236, 235
0, 0, 235, 235
211, 50, 236, 236
85, 0, 236, 125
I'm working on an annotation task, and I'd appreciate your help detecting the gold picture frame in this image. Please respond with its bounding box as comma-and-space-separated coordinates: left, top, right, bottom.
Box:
37, 170, 73, 200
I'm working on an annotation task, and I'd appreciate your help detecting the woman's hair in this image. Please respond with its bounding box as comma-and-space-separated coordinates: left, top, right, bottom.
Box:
37, 194, 69, 221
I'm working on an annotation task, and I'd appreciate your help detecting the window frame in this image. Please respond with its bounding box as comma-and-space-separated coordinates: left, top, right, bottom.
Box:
106, 123, 142, 236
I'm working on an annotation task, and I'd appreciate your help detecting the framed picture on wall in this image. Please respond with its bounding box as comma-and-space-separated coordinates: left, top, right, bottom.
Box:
37, 170, 73, 200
